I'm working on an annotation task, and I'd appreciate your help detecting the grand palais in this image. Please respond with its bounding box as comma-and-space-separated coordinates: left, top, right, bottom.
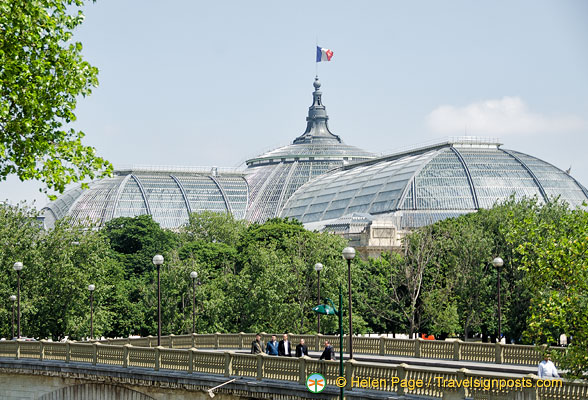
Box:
42, 78, 588, 255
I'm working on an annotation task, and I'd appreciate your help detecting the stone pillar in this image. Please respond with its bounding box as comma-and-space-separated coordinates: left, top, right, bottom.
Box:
123, 344, 131, 368
299, 356, 309, 385
523, 374, 538, 400
189, 348, 196, 374
39, 340, 45, 361
495, 342, 503, 364
215, 332, 221, 349
345, 358, 357, 391
15, 340, 20, 360
316, 333, 323, 352
396, 363, 408, 396
441, 367, 468, 400
191, 333, 197, 348
415, 338, 421, 358
155, 346, 163, 371
453, 340, 461, 361
65, 341, 70, 363
239, 332, 245, 349
169, 334, 175, 348
256, 353, 266, 381
379, 335, 386, 356
92, 343, 98, 365
224, 351, 234, 377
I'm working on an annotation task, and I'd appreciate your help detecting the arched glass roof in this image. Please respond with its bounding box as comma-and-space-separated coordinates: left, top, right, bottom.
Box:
42, 169, 248, 229
280, 140, 588, 228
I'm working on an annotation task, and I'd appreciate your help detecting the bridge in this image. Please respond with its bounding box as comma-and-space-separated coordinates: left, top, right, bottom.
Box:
1, 334, 586, 399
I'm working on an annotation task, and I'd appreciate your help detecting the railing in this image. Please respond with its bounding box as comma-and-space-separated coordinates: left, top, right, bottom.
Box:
96, 333, 565, 367
0, 340, 585, 399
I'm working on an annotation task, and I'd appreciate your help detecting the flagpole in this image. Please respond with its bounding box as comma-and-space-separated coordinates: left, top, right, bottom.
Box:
315, 37, 318, 77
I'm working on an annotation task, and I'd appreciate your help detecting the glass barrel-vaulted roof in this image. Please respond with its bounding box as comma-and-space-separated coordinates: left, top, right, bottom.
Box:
42, 168, 248, 229
280, 138, 588, 228
243, 77, 375, 222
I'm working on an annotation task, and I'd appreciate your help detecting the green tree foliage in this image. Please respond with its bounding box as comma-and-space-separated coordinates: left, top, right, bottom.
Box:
104, 215, 177, 275
2, 202, 586, 377
503, 200, 588, 378
181, 211, 247, 246
0, 203, 123, 340
355, 253, 407, 334
0, 0, 112, 195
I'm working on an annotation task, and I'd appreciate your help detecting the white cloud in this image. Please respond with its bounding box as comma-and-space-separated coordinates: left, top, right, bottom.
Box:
426, 97, 588, 135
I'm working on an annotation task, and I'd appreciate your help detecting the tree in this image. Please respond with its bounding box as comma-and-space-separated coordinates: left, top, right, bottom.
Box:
104, 215, 177, 275
431, 217, 495, 340
394, 225, 440, 338
355, 253, 407, 334
181, 211, 247, 247
0, 0, 112, 195
505, 200, 588, 378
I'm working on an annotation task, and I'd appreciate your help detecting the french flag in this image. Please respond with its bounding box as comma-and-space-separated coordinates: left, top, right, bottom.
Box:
316, 46, 334, 62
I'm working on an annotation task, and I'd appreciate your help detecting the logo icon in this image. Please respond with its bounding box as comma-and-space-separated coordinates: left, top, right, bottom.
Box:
306, 373, 326, 393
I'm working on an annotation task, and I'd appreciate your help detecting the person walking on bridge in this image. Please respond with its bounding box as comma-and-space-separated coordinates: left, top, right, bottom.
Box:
251, 333, 264, 354
266, 335, 279, 355
295, 338, 308, 357
319, 340, 336, 360
278, 333, 292, 356
537, 354, 560, 378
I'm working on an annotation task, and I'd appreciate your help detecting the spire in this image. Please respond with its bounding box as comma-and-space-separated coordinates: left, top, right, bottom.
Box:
293, 76, 342, 144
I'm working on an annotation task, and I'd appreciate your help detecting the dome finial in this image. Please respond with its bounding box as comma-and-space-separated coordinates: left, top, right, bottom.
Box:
313, 76, 321, 90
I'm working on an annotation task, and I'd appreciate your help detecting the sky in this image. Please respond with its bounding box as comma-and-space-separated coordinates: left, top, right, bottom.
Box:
2, 0, 588, 208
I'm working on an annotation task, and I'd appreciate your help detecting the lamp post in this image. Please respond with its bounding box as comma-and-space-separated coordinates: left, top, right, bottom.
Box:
13, 262, 23, 339
312, 286, 344, 400
88, 284, 95, 339
190, 271, 198, 334
342, 247, 356, 359
153, 255, 164, 346
9, 295, 16, 339
492, 257, 504, 342
314, 263, 323, 334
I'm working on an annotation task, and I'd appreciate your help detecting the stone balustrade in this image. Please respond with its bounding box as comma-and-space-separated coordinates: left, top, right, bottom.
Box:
1, 339, 585, 399
96, 333, 564, 366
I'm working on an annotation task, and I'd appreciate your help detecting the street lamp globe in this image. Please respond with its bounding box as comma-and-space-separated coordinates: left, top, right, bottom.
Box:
9, 295, 16, 302
88, 284, 95, 291
190, 271, 198, 279
314, 263, 323, 272
492, 257, 504, 268
152, 255, 164, 265
13, 262, 23, 271
342, 247, 356, 260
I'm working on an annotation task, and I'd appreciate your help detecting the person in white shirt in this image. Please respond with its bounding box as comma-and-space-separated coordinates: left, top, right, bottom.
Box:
537, 354, 560, 378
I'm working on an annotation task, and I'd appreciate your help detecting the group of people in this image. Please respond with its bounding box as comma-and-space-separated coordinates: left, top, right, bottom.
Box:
251, 334, 560, 379
250, 334, 336, 360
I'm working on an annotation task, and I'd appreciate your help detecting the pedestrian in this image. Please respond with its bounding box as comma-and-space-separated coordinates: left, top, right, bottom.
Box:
266, 335, 279, 355
295, 338, 308, 357
537, 354, 560, 378
251, 333, 264, 354
278, 333, 292, 356
319, 340, 336, 360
